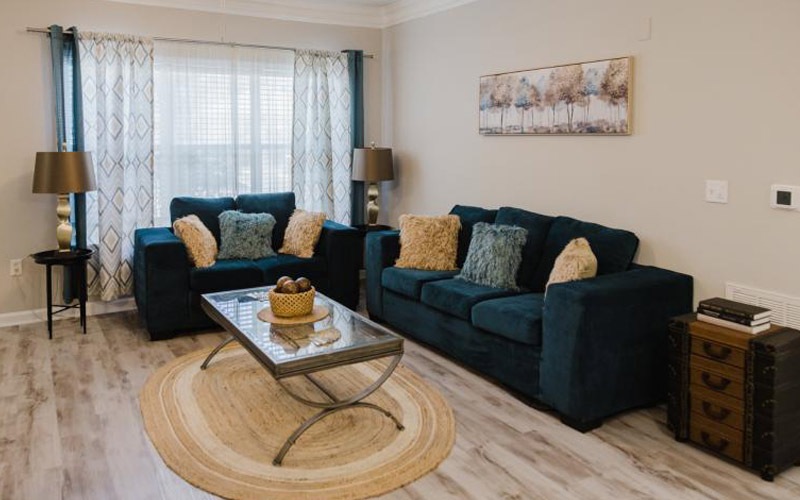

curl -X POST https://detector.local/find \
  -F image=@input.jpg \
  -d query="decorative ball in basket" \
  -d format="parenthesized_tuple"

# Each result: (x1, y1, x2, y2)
(268, 276, 315, 318)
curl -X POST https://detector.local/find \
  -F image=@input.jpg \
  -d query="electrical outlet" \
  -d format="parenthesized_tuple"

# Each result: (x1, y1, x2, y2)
(10, 259, 22, 277)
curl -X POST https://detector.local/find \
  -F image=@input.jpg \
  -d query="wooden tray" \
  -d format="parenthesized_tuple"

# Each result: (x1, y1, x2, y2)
(258, 305, 330, 325)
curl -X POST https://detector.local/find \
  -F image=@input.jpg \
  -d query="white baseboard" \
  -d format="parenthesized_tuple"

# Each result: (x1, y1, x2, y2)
(0, 297, 136, 328)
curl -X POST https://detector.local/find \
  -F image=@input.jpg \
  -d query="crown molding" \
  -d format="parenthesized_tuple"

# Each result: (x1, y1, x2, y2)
(104, 0, 479, 28)
(382, 0, 477, 27)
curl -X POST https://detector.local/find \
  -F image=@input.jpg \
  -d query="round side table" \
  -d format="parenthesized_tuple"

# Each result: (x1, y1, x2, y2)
(31, 248, 94, 339)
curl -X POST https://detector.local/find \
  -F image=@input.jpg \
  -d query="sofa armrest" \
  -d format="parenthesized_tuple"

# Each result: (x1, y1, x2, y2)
(133, 227, 191, 337)
(365, 230, 401, 319)
(540, 265, 693, 424)
(315, 221, 362, 309)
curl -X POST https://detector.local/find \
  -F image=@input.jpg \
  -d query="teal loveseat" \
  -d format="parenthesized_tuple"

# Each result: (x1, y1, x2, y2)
(366, 205, 693, 431)
(134, 192, 361, 340)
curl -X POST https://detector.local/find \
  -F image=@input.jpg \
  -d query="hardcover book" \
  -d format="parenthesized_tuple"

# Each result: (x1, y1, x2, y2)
(699, 297, 771, 321)
(697, 313, 771, 334)
(697, 306, 771, 326)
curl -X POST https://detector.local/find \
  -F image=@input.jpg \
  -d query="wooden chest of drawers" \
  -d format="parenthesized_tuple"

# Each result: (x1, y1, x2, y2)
(668, 314, 800, 481)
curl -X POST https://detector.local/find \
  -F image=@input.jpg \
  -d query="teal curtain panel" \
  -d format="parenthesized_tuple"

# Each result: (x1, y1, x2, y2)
(48, 25, 85, 302)
(346, 50, 365, 226)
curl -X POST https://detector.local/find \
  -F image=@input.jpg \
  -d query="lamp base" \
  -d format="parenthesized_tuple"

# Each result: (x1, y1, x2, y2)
(56, 194, 72, 252)
(367, 182, 380, 225)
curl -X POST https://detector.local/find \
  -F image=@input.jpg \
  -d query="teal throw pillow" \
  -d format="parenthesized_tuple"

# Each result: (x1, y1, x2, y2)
(456, 222, 528, 290)
(217, 210, 277, 260)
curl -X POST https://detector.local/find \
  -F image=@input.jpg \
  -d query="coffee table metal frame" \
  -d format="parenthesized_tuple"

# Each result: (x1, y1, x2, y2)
(200, 288, 404, 466)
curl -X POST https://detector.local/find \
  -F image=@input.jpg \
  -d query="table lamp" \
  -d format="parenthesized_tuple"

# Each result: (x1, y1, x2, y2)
(32, 152, 96, 252)
(352, 143, 394, 225)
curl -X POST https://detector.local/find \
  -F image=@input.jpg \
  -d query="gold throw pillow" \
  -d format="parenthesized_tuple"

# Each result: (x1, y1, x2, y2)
(279, 209, 326, 258)
(395, 214, 461, 271)
(173, 215, 217, 268)
(546, 237, 598, 289)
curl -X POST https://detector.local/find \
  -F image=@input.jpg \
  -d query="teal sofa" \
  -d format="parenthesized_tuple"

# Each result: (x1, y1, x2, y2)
(134, 192, 361, 340)
(366, 205, 693, 431)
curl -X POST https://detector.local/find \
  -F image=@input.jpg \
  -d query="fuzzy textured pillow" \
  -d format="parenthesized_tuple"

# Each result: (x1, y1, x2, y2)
(173, 215, 218, 268)
(457, 223, 528, 290)
(395, 214, 461, 271)
(279, 209, 326, 258)
(546, 237, 598, 289)
(217, 210, 277, 260)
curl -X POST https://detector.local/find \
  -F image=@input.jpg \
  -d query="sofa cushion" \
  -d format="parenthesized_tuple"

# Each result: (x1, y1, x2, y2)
(217, 210, 277, 260)
(382, 267, 459, 300)
(279, 209, 326, 258)
(170, 197, 236, 244)
(531, 216, 639, 291)
(495, 207, 554, 289)
(172, 214, 217, 268)
(396, 214, 461, 271)
(449, 205, 498, 267)
(472, 294, 545, 346)
(546, 237, 597, 289)
(420, 278, 518, 320)
(254, 254, 327, 285)
(457, 222, 528, 290)
(189, 259, 263, 294)
(235, 192, 296, 250)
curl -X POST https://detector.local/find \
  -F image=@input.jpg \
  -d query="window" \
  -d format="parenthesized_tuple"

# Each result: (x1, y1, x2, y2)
(153, 41, 294, 226)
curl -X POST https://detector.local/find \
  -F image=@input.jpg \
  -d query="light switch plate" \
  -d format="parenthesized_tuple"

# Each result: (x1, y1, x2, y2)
(705, 180, 729, 204)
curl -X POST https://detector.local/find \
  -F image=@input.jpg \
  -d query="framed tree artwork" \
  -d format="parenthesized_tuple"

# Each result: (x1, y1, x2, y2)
(479, 56, 632, 135)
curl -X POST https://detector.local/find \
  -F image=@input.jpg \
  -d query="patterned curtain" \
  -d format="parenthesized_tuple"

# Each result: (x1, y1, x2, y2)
(292, 50, 352, 224)
(79, 32, 155, 301)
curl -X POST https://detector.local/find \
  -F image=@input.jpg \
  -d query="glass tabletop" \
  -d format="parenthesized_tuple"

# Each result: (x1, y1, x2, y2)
(201, 287, 404, 378)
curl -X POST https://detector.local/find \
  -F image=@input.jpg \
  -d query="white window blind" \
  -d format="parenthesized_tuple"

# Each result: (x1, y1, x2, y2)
(153, 41, 294, 226)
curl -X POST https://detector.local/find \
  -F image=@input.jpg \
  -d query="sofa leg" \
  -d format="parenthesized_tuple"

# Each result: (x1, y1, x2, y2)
(560, 415, 603, 433)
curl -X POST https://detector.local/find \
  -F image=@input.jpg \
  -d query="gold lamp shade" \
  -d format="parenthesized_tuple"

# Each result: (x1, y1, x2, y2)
(33, 152, 96, 194)
(352, 147, 394, 182)
(32, 151, 96, 252)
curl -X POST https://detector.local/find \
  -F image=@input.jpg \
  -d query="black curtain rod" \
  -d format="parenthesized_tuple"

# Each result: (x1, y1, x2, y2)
(26, 27, 375, 59)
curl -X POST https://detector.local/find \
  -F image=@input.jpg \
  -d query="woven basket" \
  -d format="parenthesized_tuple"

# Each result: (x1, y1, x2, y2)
(268, 287, 315, 318)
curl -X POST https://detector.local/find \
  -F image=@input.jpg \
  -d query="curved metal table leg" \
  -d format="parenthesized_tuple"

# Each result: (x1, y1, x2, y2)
(273, 401, 405, 466)
(201, 335, 236, 370)
(273, 354, 405, 466)
(276, 355, 402, 409)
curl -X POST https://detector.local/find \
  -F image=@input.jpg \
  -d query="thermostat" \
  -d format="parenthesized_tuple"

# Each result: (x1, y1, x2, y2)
(771, 184, 800, 210)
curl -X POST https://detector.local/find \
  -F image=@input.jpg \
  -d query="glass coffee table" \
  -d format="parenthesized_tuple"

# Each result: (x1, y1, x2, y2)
(200, 287, 405, 466)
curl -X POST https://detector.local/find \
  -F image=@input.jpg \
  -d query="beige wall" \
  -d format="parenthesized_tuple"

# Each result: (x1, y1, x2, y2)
(0, 0, 382, 315)
(383, 0, 800, 303)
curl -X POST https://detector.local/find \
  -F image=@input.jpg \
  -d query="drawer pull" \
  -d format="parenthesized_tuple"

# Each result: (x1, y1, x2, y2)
(701, 402, 731, 421)
(701, 431, 730, 453)
(702, 342, 731, 360)
(701, 372, 731, 391)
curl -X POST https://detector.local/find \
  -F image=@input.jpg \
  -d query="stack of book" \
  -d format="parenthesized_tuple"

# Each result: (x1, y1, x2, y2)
(697, 297, 772, 334)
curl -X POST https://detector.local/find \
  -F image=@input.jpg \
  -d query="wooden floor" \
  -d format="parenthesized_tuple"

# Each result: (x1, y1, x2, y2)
(1, 306, 799, 499)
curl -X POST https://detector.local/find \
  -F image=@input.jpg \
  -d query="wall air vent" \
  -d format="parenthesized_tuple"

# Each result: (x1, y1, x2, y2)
(726, 282, 800, 330)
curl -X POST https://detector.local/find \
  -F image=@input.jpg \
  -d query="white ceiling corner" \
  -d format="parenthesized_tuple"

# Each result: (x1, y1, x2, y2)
(103, 0, 480, 28)
(383, 0, 478, 27)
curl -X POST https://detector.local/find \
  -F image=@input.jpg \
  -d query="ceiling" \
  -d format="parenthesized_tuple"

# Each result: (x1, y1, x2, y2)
(105, 0, 479, 28)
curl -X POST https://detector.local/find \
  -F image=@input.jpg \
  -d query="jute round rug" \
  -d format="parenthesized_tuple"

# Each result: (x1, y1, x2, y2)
(140, 345, 456, 499)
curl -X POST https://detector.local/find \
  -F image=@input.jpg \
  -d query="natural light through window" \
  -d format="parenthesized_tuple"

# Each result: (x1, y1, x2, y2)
(153, 41, 294, 226)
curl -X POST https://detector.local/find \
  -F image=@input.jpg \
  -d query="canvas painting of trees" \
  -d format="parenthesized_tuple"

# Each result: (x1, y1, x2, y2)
(479, 57, 631, 135)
